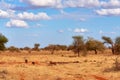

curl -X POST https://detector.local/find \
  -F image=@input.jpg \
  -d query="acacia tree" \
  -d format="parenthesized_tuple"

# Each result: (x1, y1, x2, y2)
(0, 34, 8, 50)
(86, 38, 105, 54)
(33, 43, 40, 51)
(72, 36, 85, 57)
(114, 37, 120, 54)
(102, 36, 114, 54)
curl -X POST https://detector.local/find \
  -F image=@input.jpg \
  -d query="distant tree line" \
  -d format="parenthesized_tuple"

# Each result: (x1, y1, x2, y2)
(43, 44, 67, 54)
(1, 33, 120, 56)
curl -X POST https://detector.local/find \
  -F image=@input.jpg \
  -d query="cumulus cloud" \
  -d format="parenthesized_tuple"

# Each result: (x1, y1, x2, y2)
(17, 12, 51, 20)
(95, 0, 120, 16)
(20, 0, 62, 8)
(96, 8, 120, 16)
(74, 28, 88, 33)
(81, 0, 120, 8)
(101, 0, 120, 8)
(5, 0, 120, 17)
(19, 0, 101, 9)
(0, 0, 15, 10)
(0, 9, 51, 20)
(0, 9, 15, 18)
(6, 19, 28, 28)
(0, 9, 9, 18)
(21, 0, 100, 8)
(2, 0, 120, 10)
(64, 0, 100, 8)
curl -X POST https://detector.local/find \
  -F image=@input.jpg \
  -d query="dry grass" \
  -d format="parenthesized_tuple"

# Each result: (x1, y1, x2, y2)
(0, 50, 120, 80)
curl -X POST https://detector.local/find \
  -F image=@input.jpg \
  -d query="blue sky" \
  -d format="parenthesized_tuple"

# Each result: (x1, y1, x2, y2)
(0, 0, 120, 48)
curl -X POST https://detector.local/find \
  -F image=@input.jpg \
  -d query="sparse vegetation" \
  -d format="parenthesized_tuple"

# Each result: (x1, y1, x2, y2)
(1, 32, 120, 80)
(0, 50, 119, 80)
(114, 56, 120, 70)
(44, 44, 60, 54)
(8, 46, 20, 52)
(23, 47, 31, 50)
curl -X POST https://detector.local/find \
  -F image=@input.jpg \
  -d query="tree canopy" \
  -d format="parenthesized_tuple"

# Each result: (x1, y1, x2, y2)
(102, 36, 114, 54)
(86, 38, 105, 54)
(114, 37, 120, 54)
(33, 43, 40, 51)
(72, 36, 85, 56)
(0, 34, 8, 50)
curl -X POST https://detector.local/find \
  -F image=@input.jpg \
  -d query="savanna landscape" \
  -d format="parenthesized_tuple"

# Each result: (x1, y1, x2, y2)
(1, 34, 120, 80)
(1, 0, 120, 80)
(0, 49, 120, 80)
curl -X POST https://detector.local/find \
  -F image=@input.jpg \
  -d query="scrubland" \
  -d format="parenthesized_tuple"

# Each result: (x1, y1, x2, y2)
(0, 50, 120, 80)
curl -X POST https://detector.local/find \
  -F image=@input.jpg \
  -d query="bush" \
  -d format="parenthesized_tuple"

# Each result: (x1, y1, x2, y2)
(8, 46, 20, 52)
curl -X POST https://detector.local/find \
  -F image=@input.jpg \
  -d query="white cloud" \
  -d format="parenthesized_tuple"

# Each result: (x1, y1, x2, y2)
(20, 0, 62, 8)
(0, 0, 15, 10)
(96, 0, 120, 16)
(6, 19, 28, 28)
(0, 9, 9, 18)
(101, 0, 120, 8)
(53, 10, 88, 21)
(58, 30, 64, 33)
(0, 9, 51, 20)
(74, 28, 88, 33)
(96, 8, 120, 16)
(36, 23, 42, 27)
(2, 0, 120, 10)
(99, 30, 104, 34)
(99, 30, 116, 35)
(64, 0, 120, 8)
(19, 0, 102, 9)
(63, 0, 100, 8)
(17, 12, 51, 20)
(79, 18, 86, 21)
(0, 9, 15, 18)
(110, 32, 116, 34)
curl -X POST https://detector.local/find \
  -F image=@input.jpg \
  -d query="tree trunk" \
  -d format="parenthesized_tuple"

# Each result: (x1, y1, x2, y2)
(78, 52, 80, 57)
(94, 49, 97, 54)
(111, 44, 115, 54)
(112, 48, 115, 54)
(51, 50, 54, 54)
